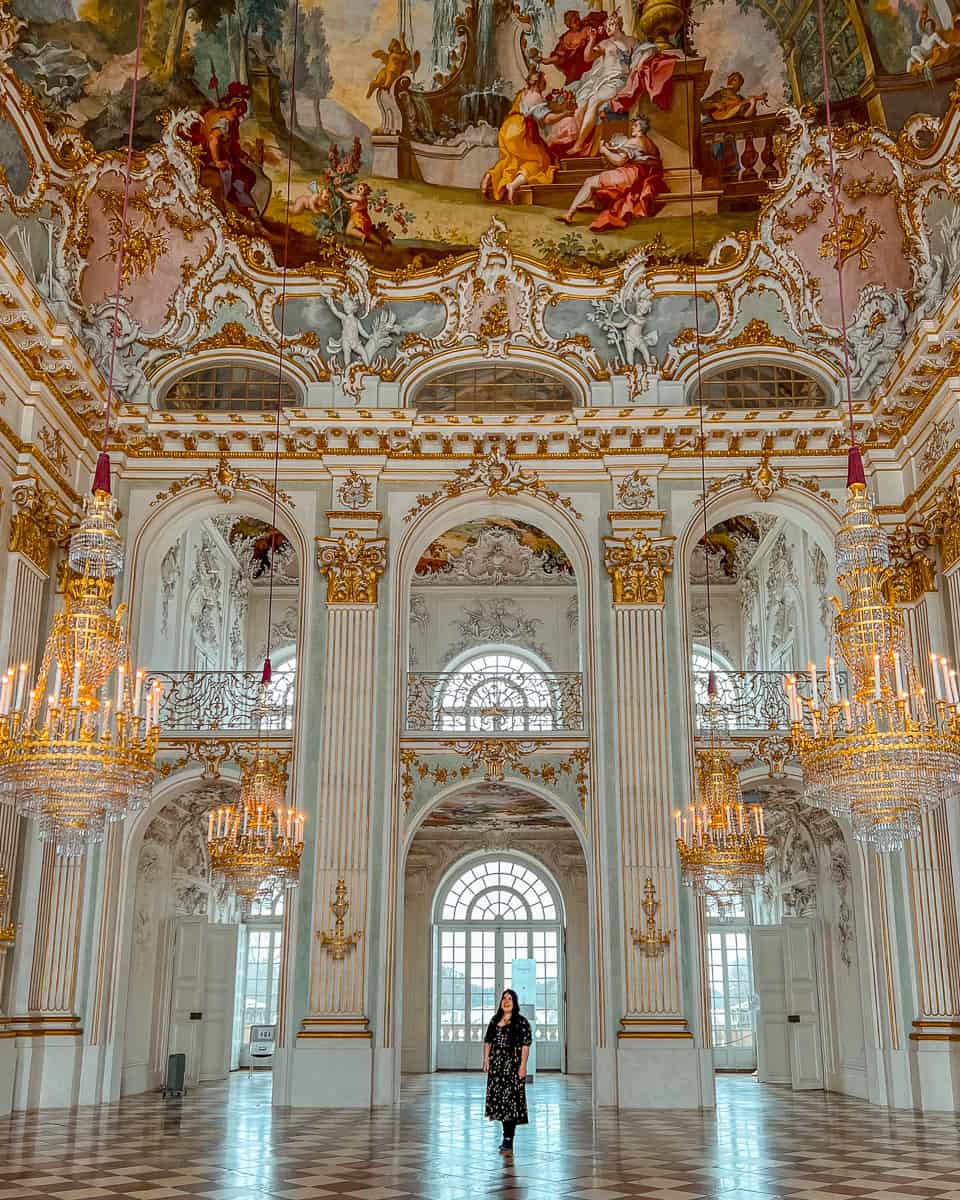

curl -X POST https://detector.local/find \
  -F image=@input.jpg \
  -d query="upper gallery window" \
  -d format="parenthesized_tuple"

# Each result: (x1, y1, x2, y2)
(413, 365, 576, 414)
(701, 363, 829, 410)
(161, 365, 299, 412)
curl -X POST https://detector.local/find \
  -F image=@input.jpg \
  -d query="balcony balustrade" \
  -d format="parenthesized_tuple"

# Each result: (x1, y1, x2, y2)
(405, 670, 584, 733)
(147, 670, 296, 733)
(692, 669, 843, 736)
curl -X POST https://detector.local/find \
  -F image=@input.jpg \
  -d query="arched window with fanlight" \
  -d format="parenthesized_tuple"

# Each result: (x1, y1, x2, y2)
(433, 856, 564, 1072)
(692, 644, 737, 709)
(435, 649, 560, 732)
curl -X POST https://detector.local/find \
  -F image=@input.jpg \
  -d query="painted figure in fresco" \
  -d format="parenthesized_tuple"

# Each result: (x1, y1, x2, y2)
(198, 84, 259, 214)
(537, 9, 607, 84)
(336, 181, 391, 248)
(907, 11, 958, 76)
(540, 89, 582, 158)
(367, 33, 420, 97)
(701, 72, 768, 121)
(567, 11, 676, 156)
(481, 69, 557, 203)
(557, 116, 667, 231)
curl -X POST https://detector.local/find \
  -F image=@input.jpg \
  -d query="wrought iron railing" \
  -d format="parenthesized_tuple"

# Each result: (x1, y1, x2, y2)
(692, 669, 844, 735)
(405, 670, 583, 733)
(147, 670, 296, 732)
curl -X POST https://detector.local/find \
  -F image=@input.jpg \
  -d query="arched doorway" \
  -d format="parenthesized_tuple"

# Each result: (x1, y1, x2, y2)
(433, 854, 564, 1070)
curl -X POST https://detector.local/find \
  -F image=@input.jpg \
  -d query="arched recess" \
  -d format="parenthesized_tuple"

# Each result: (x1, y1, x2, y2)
(126, 486, 308, 673)
(674, 486, 840, 749)
(379, 486, 610, 1098)
(402, 780, 592, 1078)
(111, 767, 243, 1099)
(678, 350, 842, 409)
(397, 347, 593, 411)
(148, 350, 314, 408)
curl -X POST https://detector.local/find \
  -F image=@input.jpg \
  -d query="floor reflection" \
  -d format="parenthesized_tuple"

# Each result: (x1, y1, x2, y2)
(1, 1071, 960, 1199)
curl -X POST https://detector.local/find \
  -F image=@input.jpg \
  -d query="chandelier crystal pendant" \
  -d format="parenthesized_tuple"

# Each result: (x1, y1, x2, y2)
(0, 461, 162, 857)
(676, 678, 767, 898)
(206, 752, 305, 912)
(786, 451, 960, 852)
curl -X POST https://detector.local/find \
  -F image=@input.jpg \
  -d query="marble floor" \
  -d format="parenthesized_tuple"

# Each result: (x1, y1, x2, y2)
(1, 1072, 960, 1200)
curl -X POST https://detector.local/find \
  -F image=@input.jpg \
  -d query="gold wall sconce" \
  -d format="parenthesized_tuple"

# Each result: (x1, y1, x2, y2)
(316, 878, 363, 960)
(631, 877, 672, 958)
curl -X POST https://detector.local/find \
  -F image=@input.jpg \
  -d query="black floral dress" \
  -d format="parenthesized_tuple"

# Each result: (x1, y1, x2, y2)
(484, 1016, 532, 1124)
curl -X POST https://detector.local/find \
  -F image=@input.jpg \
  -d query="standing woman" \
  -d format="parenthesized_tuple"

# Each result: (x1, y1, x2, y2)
(482, 989, 533, 1153)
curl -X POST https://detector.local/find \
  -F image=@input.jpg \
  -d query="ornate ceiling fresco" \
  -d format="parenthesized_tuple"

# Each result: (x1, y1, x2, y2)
(0, 0, 956, 437)
(421, 782, 569, 829)
(413, 517, 575, 584)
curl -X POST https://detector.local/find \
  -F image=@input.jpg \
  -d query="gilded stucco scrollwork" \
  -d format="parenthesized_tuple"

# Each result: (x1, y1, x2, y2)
(404, 446, 582, 524)
(9, 478, 69, 574)
(603, 533, 674, 606)
(400, 742, 590, 814)
(316, 530, 388, 604)
(922, 475, 960, 571)
(149, 455, 294, 508)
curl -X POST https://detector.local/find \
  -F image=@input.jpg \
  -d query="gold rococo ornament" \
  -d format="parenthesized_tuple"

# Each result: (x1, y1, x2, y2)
(603, 532, 674, 605)
(316, 529, 387, 604)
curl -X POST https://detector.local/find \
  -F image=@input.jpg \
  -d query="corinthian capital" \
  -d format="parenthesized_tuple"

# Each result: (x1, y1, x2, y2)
(923, 475, 960, 571)
(9, 478, 68, 576)
(603, 532, 674, 605)
(316, 529, 387, 605)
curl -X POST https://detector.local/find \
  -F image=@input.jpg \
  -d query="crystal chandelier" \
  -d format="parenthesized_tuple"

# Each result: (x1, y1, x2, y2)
(786, 451, 960, 851)
(0, 464, 162, 856)
(206, 752, 304, 912)
(676, 684, 767, 897)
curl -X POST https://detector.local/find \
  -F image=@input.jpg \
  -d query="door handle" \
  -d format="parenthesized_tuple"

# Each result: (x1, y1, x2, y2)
(787, 1014, 800, 1023)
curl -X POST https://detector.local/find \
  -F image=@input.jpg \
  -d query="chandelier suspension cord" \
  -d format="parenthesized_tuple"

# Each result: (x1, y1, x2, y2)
(262, 0, 301, 690)
(814, 0, 858, 448)
(679, 43, 715, 667)
(100, 0, 148, 458)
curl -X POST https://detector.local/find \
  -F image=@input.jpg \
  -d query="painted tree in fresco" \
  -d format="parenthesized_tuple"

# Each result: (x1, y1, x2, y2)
(303, 6, 333, 131)
(76, 0, 140, 52)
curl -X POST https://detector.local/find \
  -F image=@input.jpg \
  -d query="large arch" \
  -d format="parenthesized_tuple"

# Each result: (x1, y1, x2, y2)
(376, 485, 613, 1104)
(401, 782, 591, 1078)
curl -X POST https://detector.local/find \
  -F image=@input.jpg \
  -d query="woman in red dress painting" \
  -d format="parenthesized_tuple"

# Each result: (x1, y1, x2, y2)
(557, 116, 667, 231)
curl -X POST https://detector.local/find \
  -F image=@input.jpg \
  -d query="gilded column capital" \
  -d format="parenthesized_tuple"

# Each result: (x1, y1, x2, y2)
(9, 479, 68, 577)
(886, 523, 936, 604)
(316, 529, 387, 604)
(603, 532, 674, 605)
(923, 476, 960, 572)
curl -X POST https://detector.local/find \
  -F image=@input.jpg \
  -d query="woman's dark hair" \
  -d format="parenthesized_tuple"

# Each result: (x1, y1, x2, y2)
(484, 989, 529, 1046)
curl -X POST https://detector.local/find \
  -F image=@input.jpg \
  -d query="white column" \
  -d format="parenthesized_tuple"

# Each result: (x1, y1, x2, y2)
(604, 532, 712, 1108)
(0, 508, 57, 1114)
(899, 587, 960, 1108)
(289, 530, 385, 1108)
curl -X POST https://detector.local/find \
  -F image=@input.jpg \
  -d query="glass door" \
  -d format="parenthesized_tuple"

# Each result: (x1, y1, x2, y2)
(433, 856, 565, 1072)
(708, 926, 757, 1070)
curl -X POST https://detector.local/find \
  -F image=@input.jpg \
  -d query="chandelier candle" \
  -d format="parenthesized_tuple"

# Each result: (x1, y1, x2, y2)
(675, 684, 767, 898)
(785, 460, 960, 851)
(206, 752, 305, 912)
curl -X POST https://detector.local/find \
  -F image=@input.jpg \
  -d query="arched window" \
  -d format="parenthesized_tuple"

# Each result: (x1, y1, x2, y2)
(262, 653, 296, 731)
(434, 857, 564, 1070)
(440, 859, 558, 922)
(691, 645, 737, 709)
(700, 363, 829, 410)
(162, 364, 299, 412)
(413, 365, 576, 414)
(436, 650, 557, 732)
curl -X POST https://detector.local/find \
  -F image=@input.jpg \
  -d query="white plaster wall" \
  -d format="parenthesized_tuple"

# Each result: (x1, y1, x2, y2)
(410, 585, 578, 672)
(401, 830, 591, 1075)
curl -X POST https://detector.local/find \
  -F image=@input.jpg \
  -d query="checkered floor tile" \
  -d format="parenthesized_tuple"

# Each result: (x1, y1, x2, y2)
(1, 1071, 959, 1199)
